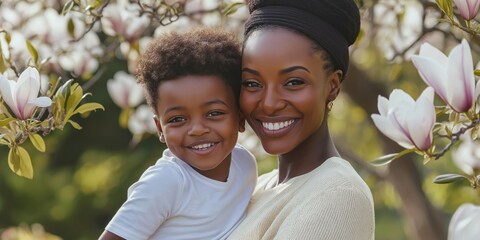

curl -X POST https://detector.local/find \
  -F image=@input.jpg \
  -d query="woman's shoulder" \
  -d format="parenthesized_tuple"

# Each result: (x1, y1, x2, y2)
(303, 157, 373, 201)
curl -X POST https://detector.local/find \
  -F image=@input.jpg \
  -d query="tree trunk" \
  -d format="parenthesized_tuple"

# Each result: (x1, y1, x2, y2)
(342, 65, 447, 240)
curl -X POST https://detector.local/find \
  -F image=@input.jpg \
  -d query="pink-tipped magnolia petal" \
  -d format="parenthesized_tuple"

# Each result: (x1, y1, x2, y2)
(107, 72, 144, 108)
(101, 5, 124, 37)
(371, 88, 436, 151)
(15, 67, 41, 119)
(418, 42, 449, 66)
(406, 87, 435, 150)
(453, 0, 480, 20)
(452, 140, 476, 175)
(411, 55, 448, 102)
(107, 80, 128, 108)
(448, 203, 480, 240)
(371, 114, 415, 149)
(0, 68, 50, 120)
(29, 96, 52, 107)
(0, 76, 19, 117)
(23, 96, 52, 119)
(377, 95, 389, 116)
(446, 39, 475, 112)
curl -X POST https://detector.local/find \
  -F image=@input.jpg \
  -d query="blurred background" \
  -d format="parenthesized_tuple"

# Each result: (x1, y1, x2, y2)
(1, 0, 479, 239)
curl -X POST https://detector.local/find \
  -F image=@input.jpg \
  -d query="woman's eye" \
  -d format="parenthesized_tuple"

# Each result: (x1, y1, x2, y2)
(285, 78, 305, 86)
(242, 80, 261, 88)
(168, 116, 185, 123)
(207, 111, 225, 117)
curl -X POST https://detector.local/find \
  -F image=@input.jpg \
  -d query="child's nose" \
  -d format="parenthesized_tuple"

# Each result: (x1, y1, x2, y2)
(187, 121, 210, 136)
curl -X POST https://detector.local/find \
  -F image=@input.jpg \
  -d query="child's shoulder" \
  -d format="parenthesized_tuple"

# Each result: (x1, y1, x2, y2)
(231, 143, 257, 174)
(232, 143, 256, 162)
(139, 150, 187, 184)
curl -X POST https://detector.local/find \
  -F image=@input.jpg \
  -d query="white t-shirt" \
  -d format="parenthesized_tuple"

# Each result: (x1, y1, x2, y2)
(105, 144, 257, 240)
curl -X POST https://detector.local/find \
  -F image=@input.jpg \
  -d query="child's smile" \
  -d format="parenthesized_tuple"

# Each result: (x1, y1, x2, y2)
(154, 75, 242, 181)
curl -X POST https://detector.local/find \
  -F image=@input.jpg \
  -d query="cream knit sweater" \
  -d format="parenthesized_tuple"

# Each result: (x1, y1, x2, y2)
(228, 157, 375, 240)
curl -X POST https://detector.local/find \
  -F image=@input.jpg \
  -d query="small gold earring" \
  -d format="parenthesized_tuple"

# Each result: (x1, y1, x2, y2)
(327, 101, 333, 111)
(159, 133, 166, 143)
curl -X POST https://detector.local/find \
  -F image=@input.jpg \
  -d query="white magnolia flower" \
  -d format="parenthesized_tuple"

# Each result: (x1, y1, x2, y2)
(0, 67, 52, 120)
(128, 105, 157, 135)
(107, 71, 144, 109)
(453, 0, 480, 20)
(448, 203, 480, 240)
(101, 1, 149, 41)
(411, 39, 478, 113)
(371, 87, 436, 151)
(452, 133, 480, 175)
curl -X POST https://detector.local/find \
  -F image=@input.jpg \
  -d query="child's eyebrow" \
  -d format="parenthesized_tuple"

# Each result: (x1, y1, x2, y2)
(163, 105, 183, 115)
(163, 100, 229, 115)
(204, 99, 228, 107)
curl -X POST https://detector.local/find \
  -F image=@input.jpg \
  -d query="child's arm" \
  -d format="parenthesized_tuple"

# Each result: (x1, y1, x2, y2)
(100, 162, 184, 239)
(98, 230, 125, 240)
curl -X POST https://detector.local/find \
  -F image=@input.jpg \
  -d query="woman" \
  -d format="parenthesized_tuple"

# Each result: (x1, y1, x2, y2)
(228, 0, 375, 239)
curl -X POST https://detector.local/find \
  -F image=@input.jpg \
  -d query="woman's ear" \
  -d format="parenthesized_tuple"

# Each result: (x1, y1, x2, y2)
(153, 115, 166, 143)
(328, 70, 342, 101)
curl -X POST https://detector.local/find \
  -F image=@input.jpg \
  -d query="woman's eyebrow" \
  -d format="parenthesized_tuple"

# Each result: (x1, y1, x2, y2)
(242, 66, 310, 75)
(242, 67, 259, 75)
(279, 66, 310, 74)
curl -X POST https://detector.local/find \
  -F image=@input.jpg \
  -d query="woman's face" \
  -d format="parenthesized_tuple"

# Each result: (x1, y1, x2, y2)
(240, 28, 340, 155)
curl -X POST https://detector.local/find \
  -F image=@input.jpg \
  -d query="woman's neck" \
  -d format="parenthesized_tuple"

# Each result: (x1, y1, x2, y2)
(276, 122, 339, 184)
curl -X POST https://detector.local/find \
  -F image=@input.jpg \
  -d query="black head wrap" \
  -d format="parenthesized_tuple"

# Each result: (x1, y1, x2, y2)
(244, 0, 360, 80)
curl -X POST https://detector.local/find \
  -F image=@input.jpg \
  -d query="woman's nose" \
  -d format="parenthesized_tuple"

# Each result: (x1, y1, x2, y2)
(260, 87, 286, 115)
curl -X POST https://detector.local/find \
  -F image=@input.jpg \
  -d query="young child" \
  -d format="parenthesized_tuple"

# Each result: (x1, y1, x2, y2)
(99, 28, 257, 240)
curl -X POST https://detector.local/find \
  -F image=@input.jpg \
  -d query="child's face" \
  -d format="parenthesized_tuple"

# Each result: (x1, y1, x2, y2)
(240, 28, 340, 155)
(154, 75, 243, 179)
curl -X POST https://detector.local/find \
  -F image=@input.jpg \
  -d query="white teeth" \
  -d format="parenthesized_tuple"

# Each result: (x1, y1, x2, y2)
(191, 143, 214, 150)
(262, 120, 294, 131)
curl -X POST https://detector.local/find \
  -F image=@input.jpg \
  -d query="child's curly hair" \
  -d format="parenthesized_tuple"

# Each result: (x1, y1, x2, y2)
(136, 28, 242, 114)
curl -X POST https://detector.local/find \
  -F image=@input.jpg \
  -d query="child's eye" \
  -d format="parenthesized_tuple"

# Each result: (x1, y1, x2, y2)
(168, 116, 186, 123)
(207, 111, 225, 118)
(242, 80, 262, 88)
(285, 78, 305, 86)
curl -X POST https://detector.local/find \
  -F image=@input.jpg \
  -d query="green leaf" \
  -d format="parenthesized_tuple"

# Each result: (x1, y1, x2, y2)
(435, 0, 453, 19)
(0, 117, 14, 127)
(371, 153, 397, 166)
(8, 146, 33, 179)
(86, 0, 103, 11)
(68, 120, 82, 130)
(0, 41, 7, 72)
(67, 18, 75, 39)
(222, 2, 244, 16)
(62, 0, 75, 15)
(29, 133, 46, 152)
(25, 40, 39, 65)
(475, 69, 480, 76)
(4, 31, 11, 44)
(433, 174, 467, 184)
(55, 79, 73, 109)
(119, 107, 132, 128)
(370, 149, 415, 166)
(73, 102, 104, 115)
(65, 83, 83, 117)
